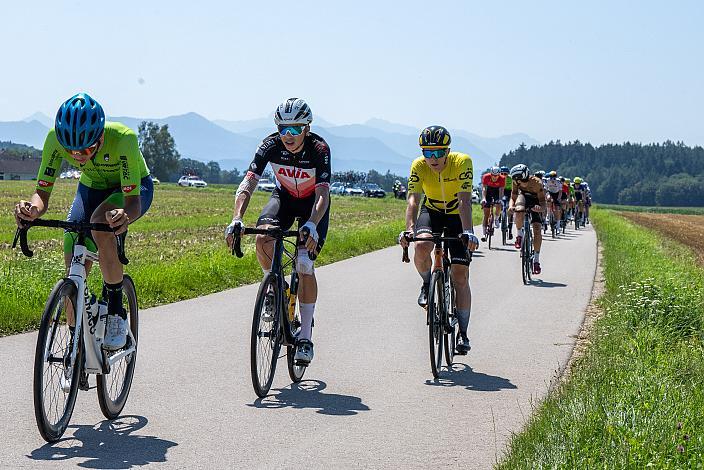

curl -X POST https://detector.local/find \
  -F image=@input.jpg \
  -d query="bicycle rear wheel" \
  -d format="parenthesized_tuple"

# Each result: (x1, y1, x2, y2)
(251, 274, 281, 397)
(33, 279, 81, 442)
(97, 275, 139, 419)
(286, 290, 306, 383)
(427, 271, 444, 379)
(501, 213, 507, 245)
(521, 232, 532, 284)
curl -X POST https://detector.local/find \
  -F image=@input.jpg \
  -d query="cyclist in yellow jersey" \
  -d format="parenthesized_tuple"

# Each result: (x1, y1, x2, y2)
(399, 126, 479, 353)
(14, 93, 153, 352)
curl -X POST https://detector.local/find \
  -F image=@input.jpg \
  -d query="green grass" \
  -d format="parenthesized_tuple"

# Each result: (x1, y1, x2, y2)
(498, 208, 704, 468)
(1, 180, 482, 335)
(596, 203, 704, 215)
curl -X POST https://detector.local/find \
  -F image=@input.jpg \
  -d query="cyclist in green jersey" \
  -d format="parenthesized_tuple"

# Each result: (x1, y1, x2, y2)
(14, 93, 153, 351)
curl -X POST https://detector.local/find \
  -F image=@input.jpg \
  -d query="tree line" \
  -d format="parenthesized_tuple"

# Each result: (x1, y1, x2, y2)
(500, 140, 704, 206)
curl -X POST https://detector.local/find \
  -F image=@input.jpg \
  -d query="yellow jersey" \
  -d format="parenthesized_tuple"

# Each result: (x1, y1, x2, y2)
(407, 152, 474, 214)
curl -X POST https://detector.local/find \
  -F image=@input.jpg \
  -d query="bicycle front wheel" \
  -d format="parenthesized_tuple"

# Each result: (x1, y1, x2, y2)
(251, 274, 281, 397)
(427, 271, 444, 379)
(33, 279, 81, 442)
(443, 279, 457, 368)
(97, 275, 139, 419)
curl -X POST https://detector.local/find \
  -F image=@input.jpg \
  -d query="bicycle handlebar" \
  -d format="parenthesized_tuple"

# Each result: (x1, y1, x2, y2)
(399, 234, 466, 263)
(230, 226, 317, 260)
(12, 219, 129, 265)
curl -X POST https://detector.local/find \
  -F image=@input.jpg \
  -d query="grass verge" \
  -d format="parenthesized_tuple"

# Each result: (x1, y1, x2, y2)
(498, 207, 704, 468)
(1, 180, 482, 335)
(597, 203, 704, 215)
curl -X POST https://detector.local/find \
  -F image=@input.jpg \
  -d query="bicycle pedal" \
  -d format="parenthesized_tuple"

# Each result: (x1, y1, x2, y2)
(78, 373, 90, 391)
(294, 360, 310, 367)
(454, 350, 468, 356)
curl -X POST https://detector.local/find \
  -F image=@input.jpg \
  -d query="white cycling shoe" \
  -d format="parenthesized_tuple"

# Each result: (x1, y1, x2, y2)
(294, 339, 314, 365)
(104, 314, 127, 351)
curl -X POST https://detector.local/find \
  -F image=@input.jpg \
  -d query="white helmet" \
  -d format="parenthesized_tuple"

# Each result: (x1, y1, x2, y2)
(274, 98, 313, 125)
(510, 164, 530, 180)
(490, 166, 500, 175)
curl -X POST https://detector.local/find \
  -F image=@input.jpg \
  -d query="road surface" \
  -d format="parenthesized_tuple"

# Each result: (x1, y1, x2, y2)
(0, 224, 597, 469)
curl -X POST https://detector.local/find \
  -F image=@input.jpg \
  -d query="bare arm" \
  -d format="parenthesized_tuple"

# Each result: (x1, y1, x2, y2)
(15, 190, 50, 226)
(232, 175, 258, 220)
(405, 192, 422, 232)
(308, 185, 330, 225)
(458, 192, 474, 232)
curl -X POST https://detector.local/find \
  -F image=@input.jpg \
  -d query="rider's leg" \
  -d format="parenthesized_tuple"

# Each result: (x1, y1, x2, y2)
(494, 202, 501, 227)
(450, 264, 471, 336)
(532, 221, 543, 262)
(482, 203, 490, 238)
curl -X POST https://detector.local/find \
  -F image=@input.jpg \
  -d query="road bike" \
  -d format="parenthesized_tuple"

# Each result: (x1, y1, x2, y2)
(231, 223, 314, 398)
(402, 234, 469, 379)
(486, 210, 495, 250)
(13, 219, 138, 442)
(519, 210, 538, 285)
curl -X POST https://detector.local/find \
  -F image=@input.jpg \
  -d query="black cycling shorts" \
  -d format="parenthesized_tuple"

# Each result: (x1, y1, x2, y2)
(548, 191, 562, 206)
(257, 188, 330, 251)
(414, 206, 470, 266)
(575, 191, 583, 202)
(484, 187, 502, 206)
(517, 194, 543, 224)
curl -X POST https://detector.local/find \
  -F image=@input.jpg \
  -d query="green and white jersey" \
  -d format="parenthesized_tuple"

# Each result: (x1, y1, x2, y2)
(36, 122, 150, 196)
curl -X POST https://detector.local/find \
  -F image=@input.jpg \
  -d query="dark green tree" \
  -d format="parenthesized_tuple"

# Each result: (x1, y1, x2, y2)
(138, 121, 181, 181)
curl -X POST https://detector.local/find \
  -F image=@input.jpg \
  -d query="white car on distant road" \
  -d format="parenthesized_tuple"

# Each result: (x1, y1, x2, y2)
(257, 179, 276, 192)
(178, 175, 208, 188)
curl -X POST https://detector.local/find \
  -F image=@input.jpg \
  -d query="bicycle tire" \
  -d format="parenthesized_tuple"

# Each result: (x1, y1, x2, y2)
(97, 275, 139, 419)
(501, 213, 507, 246)
(443, 278, 456, 367)
(427, 271, 444, 379)
(250, 274, 281, 397)
(33, 279, 81, 442)
(286, 273, 306, 383)
(287, 345, 306, 383)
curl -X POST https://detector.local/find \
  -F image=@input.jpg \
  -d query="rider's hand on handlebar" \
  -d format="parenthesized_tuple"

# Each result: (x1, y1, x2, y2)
(398, 230, 412, 248)
(300, 221, 318, 252)
(106, 209, 129, 235)
(533, 205, 542, 212)
(225, 218, 244, 249)
(15, 200, 39, 227)
(461, 230, 479, 252)
(508, 205, 515, 214)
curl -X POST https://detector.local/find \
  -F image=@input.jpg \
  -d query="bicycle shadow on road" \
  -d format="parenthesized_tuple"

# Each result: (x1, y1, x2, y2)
(27, 415, 177, 469)
(250, 380, 370, 416)
(424, 363, 517, 392)
(530, 279, 567, 288)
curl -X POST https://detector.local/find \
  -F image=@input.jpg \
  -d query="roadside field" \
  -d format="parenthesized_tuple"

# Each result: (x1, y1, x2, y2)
(597, 203, 704, 215)
(0, 180, 482, 335)
(619, 212, 704, 266)
(499, 208, 704, 468)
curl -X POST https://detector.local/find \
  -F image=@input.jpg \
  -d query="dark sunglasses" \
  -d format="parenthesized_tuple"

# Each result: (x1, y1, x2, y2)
(422, 148, 449, 159)
(278, 125, 306, 136)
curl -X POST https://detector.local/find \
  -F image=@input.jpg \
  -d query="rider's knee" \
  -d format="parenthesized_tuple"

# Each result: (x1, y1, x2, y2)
(450, 265, 469, 284)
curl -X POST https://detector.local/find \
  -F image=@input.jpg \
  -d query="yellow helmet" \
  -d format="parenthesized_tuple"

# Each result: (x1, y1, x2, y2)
(574, 177, 582, 184)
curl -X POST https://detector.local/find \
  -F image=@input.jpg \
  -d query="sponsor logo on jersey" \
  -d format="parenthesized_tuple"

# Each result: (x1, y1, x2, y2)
(104, 154, 110, 162)
(38, 180, 54, 187)
(443, 177, 457, 182)
(123, 184, 137, 193)
(278, 167, 311, 179)
(459, 170, 472, 180)
(320, 172, 329, 179)
(461, 182, 471, 190)
(44, 168, 55, 177)
(409, 174, 420, 183)
(119, 155, 130, 179)
(250, 163, 257, 170)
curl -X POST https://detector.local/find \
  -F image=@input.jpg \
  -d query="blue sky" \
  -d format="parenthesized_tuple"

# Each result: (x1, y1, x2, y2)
(2, 0, 703, 145)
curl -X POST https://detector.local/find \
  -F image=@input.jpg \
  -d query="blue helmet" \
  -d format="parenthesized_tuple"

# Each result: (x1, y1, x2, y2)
(500, 166, 510, 174)
(54, 93, 105, 150)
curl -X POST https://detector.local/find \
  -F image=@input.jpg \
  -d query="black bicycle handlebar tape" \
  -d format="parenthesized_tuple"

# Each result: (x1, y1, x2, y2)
(299, 227, 317, 261)
(232, 225, 244, 258)
(13, 226, 34, 257)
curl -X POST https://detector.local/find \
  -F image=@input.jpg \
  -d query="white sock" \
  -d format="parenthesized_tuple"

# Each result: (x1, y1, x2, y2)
(519, 227, 525, 237)
(299, 303, 315, 341)
(534, 251, 540, 263)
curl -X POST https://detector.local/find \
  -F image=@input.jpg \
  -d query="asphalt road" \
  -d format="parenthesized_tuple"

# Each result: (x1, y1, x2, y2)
(0, 223, 597, 469)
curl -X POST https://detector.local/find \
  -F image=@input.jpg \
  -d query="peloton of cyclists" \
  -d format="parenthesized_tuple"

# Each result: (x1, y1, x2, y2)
(545, 170, 563, 232)
(500, 166, 514, 240)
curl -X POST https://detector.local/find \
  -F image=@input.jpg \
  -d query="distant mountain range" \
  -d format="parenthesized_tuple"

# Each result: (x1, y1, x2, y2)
(0, 112, 539, 180)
